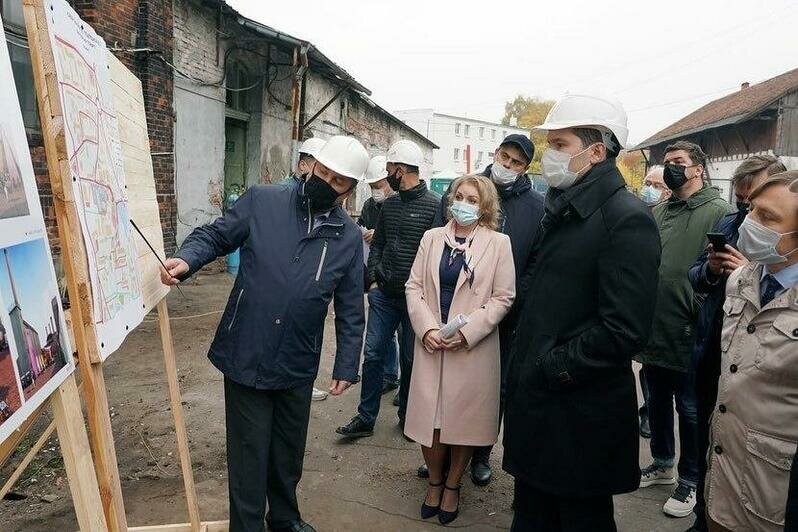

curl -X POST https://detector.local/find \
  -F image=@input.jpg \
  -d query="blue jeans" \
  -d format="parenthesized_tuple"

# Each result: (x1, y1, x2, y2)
(382, 333, 399, 385)
(357, 288, 415, 426)
(644, 364, 699, 487)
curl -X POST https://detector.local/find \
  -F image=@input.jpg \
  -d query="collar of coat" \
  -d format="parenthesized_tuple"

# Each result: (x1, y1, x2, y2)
(398, 181, 429, 202)
(663, 184, 723, 210)
(545, 159, 626, 220)
(733, 261, 798, 312)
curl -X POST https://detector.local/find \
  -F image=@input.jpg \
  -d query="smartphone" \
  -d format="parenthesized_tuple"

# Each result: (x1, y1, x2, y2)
(707, 232, 728, 252)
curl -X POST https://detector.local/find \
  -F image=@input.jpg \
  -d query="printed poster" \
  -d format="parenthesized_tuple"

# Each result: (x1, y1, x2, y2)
(45, 0, 144, 359)
(0, 23, 74, 443)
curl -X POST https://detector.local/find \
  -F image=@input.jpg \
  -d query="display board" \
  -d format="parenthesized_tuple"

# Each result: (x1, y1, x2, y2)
(0, 25, 74, 443)
(108, 52, 170, 312)
(45, 0, 144, 359)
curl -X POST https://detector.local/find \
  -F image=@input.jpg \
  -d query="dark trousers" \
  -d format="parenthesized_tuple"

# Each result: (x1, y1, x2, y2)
(225, 377, 313, 532)
(511, 480, 617, 532)
(639, 365, 650, 418)
(785, 451, 798, 532)
(692, 349, 721, 530)
(357, 288, 415, 426)
(473, 330, 512, 463)
(645, 364, 700, 487)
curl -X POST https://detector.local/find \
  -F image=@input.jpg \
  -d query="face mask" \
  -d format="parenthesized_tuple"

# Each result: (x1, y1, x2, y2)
(737, 216, 798, 264)
(305, 174, 343, 212)
(663, 163, 689, 191)
(640, 185, 662, 205)
(490, 162, 519, 186)
(540, 146, 592, 190)
(387, 171, 401, 192)
(371, 188, 388, 203)
(450, 201, 479, 226)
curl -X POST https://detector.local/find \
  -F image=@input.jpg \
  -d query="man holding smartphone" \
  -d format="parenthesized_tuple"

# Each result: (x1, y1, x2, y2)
(685, 154, 785, 532)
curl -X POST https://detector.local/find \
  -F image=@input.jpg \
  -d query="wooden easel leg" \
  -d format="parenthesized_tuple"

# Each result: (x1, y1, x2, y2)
(50, 373, 108, 531)
(157, 299, 201, 531)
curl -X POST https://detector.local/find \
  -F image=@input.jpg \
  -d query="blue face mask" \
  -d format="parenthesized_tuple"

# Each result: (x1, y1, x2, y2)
(640, 185, 662, 205)
(450, 201, 479, 226)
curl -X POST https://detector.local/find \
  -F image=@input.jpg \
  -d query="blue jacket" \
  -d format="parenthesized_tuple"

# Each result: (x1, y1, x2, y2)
(688, 210, 745, 370)
(174, 181, 365, 390)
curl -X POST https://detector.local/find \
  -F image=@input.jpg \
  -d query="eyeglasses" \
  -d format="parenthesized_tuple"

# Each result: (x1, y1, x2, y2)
(496, 149, 527, 171)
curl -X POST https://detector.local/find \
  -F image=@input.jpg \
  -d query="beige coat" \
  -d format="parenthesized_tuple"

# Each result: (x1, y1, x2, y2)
(706, 262, 798, 531)
(403, 224, 515, 447)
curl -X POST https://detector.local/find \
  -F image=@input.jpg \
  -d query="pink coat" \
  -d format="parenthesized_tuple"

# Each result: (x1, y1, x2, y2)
(403, 224, 515, 447)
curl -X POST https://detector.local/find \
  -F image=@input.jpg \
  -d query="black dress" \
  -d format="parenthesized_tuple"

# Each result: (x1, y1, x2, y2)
(438, 237, 466, 323)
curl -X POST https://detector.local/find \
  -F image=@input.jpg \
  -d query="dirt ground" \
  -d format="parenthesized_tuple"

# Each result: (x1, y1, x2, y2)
(0, 272, 689, 531)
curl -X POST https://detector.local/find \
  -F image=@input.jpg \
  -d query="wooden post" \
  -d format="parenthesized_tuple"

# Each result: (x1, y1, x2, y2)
(23, 1, 128, 529)
(48, 374, 108, 531)
(157, 299, 201, 531)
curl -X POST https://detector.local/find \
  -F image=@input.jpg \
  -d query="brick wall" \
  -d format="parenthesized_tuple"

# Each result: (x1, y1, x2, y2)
(33, 0, 177, 253)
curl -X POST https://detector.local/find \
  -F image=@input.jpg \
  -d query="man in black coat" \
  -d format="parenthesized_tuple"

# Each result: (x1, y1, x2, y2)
(503, 94, 661, 531)
(430, 134, 545, 486)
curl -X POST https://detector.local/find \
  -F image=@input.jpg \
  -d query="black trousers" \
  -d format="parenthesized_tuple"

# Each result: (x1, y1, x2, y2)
(225, 377, 313, 532)
(693, 348, 721, 530)
(511, 480, 617, 532)
(786, 450, 798, 532)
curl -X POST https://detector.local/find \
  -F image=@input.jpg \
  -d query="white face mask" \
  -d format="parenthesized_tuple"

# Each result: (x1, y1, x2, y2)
(640, 185, 663, 205)
(737, 216, 798, 264)
(371, 188, 388, 203)
(490, 161, 519, 186)
(540, 145, 593, 190)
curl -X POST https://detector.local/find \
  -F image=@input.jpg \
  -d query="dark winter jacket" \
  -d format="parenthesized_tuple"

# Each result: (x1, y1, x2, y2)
(503, 159, 661, 497)
(435, 166, 545, 341)
(687, 210, 744, 373)
(174, 181, 365, 390)
(367, 182, 440, 299)
(358, 197, 383, 230)
(637, 185, 733, 372)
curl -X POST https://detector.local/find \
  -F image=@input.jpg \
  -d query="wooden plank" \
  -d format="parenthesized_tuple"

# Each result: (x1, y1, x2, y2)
(157, 299, 201, 531)
(49, 374, 108, 531)
(128, 520, 229, 532)
(0, 410, 57, 500)
(0, 400, 49, 468)
(23, 1, 128, 530)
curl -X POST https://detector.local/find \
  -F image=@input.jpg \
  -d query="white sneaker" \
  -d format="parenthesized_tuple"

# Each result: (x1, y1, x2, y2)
(663, 483, 697, 518)
(311, 387, 328, 401)
(639, 463, 676, 487)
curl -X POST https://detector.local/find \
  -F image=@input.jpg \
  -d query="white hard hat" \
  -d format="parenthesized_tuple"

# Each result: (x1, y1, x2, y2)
(314, 135, 370, 181)
(386, 139, 423, 168)
(536, 93, 629, 150)
(365, 155, 388, 184)
(298, 137, 326, 158)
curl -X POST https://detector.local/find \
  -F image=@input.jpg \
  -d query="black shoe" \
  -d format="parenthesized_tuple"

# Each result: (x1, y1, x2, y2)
(392, 392, 400, 407)
(335, 416, 374, 439)
(382, 379, 399, 394)
(417, 464, 430, 478)
(438, 484, 461, 525)
(267, 519, 316, 532)
(470, 458, 492, 486)
(421, 481, 444, 519)
(640, 413, 651, 439)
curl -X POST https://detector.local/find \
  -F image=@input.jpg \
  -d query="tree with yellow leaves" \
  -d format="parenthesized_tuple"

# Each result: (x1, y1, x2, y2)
(502, 96, 555, 174)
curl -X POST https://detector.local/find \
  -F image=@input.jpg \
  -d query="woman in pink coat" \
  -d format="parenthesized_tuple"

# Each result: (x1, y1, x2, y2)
(404, 174, 515, 524)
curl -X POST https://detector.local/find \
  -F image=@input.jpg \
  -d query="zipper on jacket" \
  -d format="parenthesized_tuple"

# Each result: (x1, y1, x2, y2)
(228, 288, 244, 331)
(315, 240, 328, 281)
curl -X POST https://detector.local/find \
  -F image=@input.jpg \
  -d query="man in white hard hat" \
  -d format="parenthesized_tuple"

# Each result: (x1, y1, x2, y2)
(337, 139, 441, 439)
(284, 137, 326, 185)
(160, 135, 370, 532)
(358, 155, 400, 395)
(503, 93, 662, 531)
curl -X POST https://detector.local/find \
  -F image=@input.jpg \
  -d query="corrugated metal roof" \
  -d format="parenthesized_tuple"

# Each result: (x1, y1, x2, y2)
(635, 67, 798, 150)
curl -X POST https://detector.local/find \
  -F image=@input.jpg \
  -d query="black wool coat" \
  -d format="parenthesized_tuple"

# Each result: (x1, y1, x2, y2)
(503, 159, 661, 497)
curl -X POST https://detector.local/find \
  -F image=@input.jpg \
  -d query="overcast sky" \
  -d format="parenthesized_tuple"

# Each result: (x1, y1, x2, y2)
(227, 0, 798, 146)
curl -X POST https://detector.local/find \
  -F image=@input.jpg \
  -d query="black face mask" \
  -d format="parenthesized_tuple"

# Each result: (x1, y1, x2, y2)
(305, 174, 342, 212)
(386, 171, 401, 192)
(663, 163, 688, 191)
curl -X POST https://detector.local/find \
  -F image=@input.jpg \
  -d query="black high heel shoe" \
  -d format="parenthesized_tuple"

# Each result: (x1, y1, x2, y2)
(438, 484, 461, 525)
(421, 481, 444, 519)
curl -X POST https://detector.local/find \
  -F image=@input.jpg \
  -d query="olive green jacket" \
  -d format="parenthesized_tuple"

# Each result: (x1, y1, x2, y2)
(636, 185, 733, 371)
